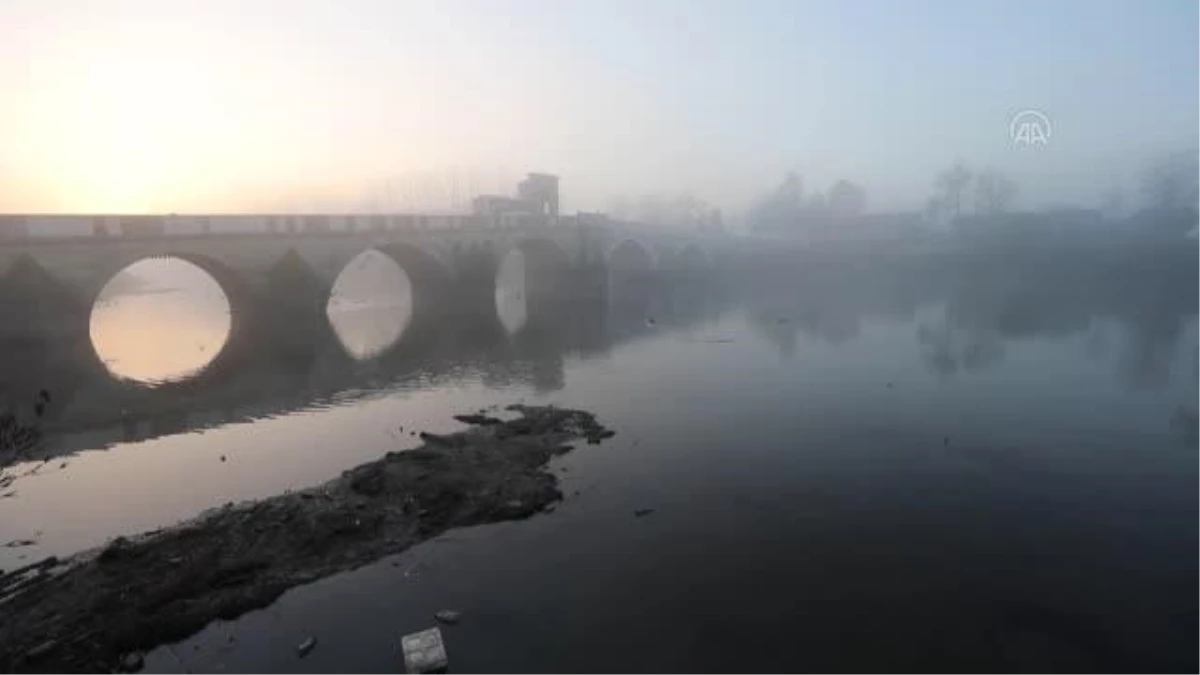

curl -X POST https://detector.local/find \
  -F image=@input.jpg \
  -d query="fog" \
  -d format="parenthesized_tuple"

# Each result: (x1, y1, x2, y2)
(0, 0, 1195, 219)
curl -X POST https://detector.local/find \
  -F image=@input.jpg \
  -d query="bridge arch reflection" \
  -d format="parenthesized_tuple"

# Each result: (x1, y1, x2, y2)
(326, 250, 414, 361)
(493, 238, 575, 338)
(1, 277, 730, 469)
(85, 254, 261, 387)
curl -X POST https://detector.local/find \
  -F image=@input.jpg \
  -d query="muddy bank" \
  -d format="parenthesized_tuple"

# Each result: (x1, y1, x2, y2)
(0, 405, 614, 673)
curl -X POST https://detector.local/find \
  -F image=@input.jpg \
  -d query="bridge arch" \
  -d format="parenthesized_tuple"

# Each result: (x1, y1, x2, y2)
(87, 253, 253, 387)
(607, 239, 655, 273)
(506, 238, 572, 277)
(324, 249, 418, 360)
(659, 242, 711, 273)
(493, 237, 574, 337)
(79, 251, 252, 310)
(321, 244, 456, 357)
(374, 242, 453, 287)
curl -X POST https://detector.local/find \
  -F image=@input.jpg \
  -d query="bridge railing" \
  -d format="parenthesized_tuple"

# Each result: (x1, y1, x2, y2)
(0, 214, 741, 248)
(0, 213, 572, 242)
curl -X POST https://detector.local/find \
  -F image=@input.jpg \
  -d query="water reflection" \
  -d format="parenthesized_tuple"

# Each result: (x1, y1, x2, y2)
(929, 250, 1196, 391)
(743, 251, 1197, 395)
(8, 247, 1196, 471)
(4, 244, 1197, 672)
(494, 249, 527, 336)
(326, 250, 414, 360)
(917, 315, 1006, 377)
(1114, 311, 1189, 392)
(88, 259, 231, 385)
(0, 273, 727, 469)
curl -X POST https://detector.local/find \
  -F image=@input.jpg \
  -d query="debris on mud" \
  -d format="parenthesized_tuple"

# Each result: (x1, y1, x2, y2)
(433, 609, 461, 625)
(0, 405, 614, 673)
(0, 401, 44, 468)
(119, 652, 144, 672)
(402, 627, 448, 674)
(453, 414, 502, 426)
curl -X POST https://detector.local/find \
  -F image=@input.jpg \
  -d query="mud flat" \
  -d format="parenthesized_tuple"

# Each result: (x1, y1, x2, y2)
(0, 405, 614, 673)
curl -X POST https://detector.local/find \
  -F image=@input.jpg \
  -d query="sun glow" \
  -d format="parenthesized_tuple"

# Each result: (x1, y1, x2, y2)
(20, 44, 231, 212)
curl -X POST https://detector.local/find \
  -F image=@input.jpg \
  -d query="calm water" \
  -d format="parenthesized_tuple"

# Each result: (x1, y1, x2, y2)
(1, 250, 1196, 672)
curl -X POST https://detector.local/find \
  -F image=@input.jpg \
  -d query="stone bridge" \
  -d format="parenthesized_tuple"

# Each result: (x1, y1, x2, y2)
(0, 214, 745, 337)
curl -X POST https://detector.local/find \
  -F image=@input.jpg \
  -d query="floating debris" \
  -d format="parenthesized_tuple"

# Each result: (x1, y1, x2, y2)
(433, 609, 461, 625)
(119, 651, 144, 672)
(297, 635, 317, 658)
(22, 639, 59, 666)
(402, 627, 448, 674)
(453, 414, 502, 426)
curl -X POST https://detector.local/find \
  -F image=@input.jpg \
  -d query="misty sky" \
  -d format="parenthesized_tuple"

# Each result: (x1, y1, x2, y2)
(0, 0, 1195, 216)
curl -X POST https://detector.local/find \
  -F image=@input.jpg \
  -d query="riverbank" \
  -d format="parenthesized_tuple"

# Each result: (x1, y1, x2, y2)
(0, 405, 614, 673)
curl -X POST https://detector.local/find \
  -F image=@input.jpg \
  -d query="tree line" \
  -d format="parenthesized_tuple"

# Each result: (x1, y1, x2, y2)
(749, 148, 1196, 236)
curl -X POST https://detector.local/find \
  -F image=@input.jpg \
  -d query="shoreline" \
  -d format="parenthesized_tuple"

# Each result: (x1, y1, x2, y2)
(0, 405, 614, 673)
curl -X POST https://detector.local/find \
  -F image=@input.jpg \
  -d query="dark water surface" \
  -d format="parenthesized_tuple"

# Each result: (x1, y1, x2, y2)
(1, 250, 1195, 672)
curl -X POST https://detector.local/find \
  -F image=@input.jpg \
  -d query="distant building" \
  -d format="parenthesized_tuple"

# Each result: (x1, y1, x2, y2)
(516, 173, 559, 218)
(471, 172, 560, 224)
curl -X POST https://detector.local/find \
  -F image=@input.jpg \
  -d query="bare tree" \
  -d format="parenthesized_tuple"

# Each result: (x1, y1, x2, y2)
(1141, 151, 1199, 210)
(925, 196, 945, 223)
(827, 179, 867, 218)
(749, 172, 805, 233)
(974, 168, 1018, 215)
(807, 190, 827, 215)
(935, 162, 973, 218)
(609, 192, 712, 229)
(708, 208, 724, 232)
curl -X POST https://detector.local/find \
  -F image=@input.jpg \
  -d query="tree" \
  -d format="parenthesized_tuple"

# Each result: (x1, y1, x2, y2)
(973, 168, 1017, 215)
(750, 172, 805, 233)
(925, 196, 946, 224)
(609, 192, 712, 229)
(807, 190, 827, 216)
(1141, 151, 1198, 210)
(774, 172, 804, 211)
(669, 193, 710, 228)
(827, 180, 867, 218)
(703, 208, 725, 233)
(935, 162, 973, 218)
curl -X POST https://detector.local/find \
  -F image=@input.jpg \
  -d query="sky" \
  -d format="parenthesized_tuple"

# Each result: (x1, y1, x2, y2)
(0, 0, 1195, 216)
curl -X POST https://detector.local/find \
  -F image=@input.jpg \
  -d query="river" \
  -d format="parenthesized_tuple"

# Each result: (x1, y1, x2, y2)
(0, 245, 1195, 672)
